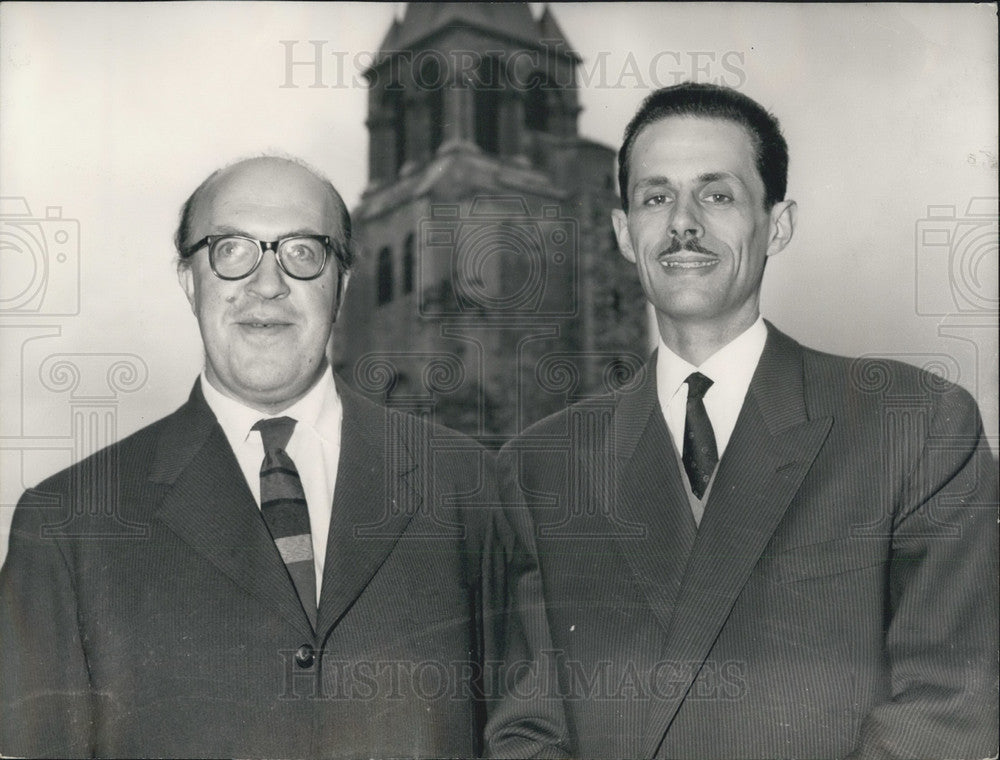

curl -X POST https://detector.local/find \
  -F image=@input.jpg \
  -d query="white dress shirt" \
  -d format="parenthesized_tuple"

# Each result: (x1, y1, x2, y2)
(200, 368, 343, 605)
(656, 318, 767, 519)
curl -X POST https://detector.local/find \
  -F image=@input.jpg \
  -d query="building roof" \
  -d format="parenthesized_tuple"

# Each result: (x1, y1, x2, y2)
(377, 2, 579, 58)
(537, 5, 573, 49)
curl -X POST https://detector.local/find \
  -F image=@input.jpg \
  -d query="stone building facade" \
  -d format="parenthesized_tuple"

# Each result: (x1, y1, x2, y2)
(333, 3, 647, 443)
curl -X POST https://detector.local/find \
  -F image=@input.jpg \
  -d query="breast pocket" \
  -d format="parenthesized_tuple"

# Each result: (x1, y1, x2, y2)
(770, 536, 887, 584)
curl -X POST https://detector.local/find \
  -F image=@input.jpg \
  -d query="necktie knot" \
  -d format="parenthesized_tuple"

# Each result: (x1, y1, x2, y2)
(685, 372, 713, 401)
(253, 416, 297, 454)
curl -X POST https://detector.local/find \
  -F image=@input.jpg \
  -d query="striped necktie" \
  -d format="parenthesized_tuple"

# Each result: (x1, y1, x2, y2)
(253, 416, 317, 630)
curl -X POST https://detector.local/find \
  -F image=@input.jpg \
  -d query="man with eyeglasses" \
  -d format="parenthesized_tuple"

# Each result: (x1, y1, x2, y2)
(0, 156, 568, 758)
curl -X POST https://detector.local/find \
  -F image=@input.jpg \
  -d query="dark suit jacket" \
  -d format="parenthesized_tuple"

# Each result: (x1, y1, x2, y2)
(502, 323, 998, 759)
(0, 379, 569, 758)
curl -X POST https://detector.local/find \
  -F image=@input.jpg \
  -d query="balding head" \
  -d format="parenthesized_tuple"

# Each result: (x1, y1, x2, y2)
(175, 156, 353, 271)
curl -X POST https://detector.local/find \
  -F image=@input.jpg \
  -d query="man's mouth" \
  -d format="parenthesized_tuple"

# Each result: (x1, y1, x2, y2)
(238, 318, 293, 329)
(657, 236, 719, 269)
(657, 253, 719, 270)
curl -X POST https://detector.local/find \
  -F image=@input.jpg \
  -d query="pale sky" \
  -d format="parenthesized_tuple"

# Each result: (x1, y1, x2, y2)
(1, 3, 997, 556)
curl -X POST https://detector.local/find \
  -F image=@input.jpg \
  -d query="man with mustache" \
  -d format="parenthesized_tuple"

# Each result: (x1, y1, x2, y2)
(502, 83, 998, 758)
(0, 156, 568, 758)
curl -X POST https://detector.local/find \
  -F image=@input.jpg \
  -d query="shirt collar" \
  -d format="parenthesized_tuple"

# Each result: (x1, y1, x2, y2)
(656, 316, 767, 402)
(200, 367, 341, 445)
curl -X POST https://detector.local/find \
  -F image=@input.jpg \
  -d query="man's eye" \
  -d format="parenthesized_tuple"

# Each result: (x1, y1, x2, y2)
(216, 241, 252, 258)
(642, 194, 668, 206)
(704, 193, 733, 204)
(282, 240, 324, 262)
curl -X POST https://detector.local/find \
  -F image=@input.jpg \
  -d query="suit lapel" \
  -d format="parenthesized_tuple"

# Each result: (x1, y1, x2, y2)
(643, 325, 834, 757)
(602, 360, 699, 637)
(316, 385, 419, 637)
(149, 381, 315, 641)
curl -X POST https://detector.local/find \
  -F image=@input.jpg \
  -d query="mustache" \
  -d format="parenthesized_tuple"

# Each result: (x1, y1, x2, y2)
(663, 236, 716, 256)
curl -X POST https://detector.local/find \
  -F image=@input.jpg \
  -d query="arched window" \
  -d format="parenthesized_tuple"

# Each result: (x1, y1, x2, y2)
(524, 72, 549, 132)
(377, 246, 393, 305)
(402, 234, 415, 294)
(386, 88, 406, 174)
(421, 58, 445, 156)
(474, 57, 502, 154)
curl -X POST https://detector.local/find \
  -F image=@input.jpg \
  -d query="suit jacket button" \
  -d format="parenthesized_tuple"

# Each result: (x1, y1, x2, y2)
(294, 645, 315, 668)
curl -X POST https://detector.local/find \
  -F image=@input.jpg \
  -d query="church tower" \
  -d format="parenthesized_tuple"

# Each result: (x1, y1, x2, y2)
(334, 3, 647, 442)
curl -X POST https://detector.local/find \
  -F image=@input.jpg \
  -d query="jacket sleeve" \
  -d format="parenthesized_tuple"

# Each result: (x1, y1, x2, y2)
(480, 450, 570, 759)
(1, 486, 95, 757)
(850, 385, 999, 759)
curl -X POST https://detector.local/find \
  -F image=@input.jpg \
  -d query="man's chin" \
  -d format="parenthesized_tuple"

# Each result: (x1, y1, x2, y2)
(654, 294, 723, 321)
(209, 364, 327, 412)
(239, 382, 314, 412)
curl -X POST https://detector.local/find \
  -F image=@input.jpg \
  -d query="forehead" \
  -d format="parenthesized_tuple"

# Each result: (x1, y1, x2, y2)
(191, 159, 341, 239)
(629, 116, 761, 189)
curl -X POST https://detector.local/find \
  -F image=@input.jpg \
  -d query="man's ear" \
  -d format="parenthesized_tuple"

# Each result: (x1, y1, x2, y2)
(766, 199, 797, 257)
(611, 209, 637, 264)
(177, 261, 198, 314)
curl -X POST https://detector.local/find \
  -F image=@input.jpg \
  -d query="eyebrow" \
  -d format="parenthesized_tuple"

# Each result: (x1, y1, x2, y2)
(209, 225, 323, 238)
(632, 172, 740, 193)
(697, 172, 735, 184)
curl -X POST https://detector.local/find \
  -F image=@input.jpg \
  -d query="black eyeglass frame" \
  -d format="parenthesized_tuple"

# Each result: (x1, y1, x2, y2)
(181, 234, 341, 281)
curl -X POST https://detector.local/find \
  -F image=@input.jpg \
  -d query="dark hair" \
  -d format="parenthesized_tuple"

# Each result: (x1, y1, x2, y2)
(617, 82, 788, 212)
(174, 155, 354, 271)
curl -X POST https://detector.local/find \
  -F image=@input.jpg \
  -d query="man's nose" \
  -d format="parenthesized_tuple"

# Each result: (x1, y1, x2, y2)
(669, 196, 704, 239)
(246, 250, 290, 299)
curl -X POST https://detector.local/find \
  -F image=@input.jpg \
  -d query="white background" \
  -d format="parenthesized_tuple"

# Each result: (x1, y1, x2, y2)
(1, 2, 997, 561)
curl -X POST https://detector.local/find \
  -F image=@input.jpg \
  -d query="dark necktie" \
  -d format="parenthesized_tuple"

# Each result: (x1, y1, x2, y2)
(682, 372, 718, 499)
(253, 416, 317, 630)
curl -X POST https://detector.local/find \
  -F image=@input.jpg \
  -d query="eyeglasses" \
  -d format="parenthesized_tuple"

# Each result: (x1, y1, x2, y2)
(181, 235, 338, 280)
